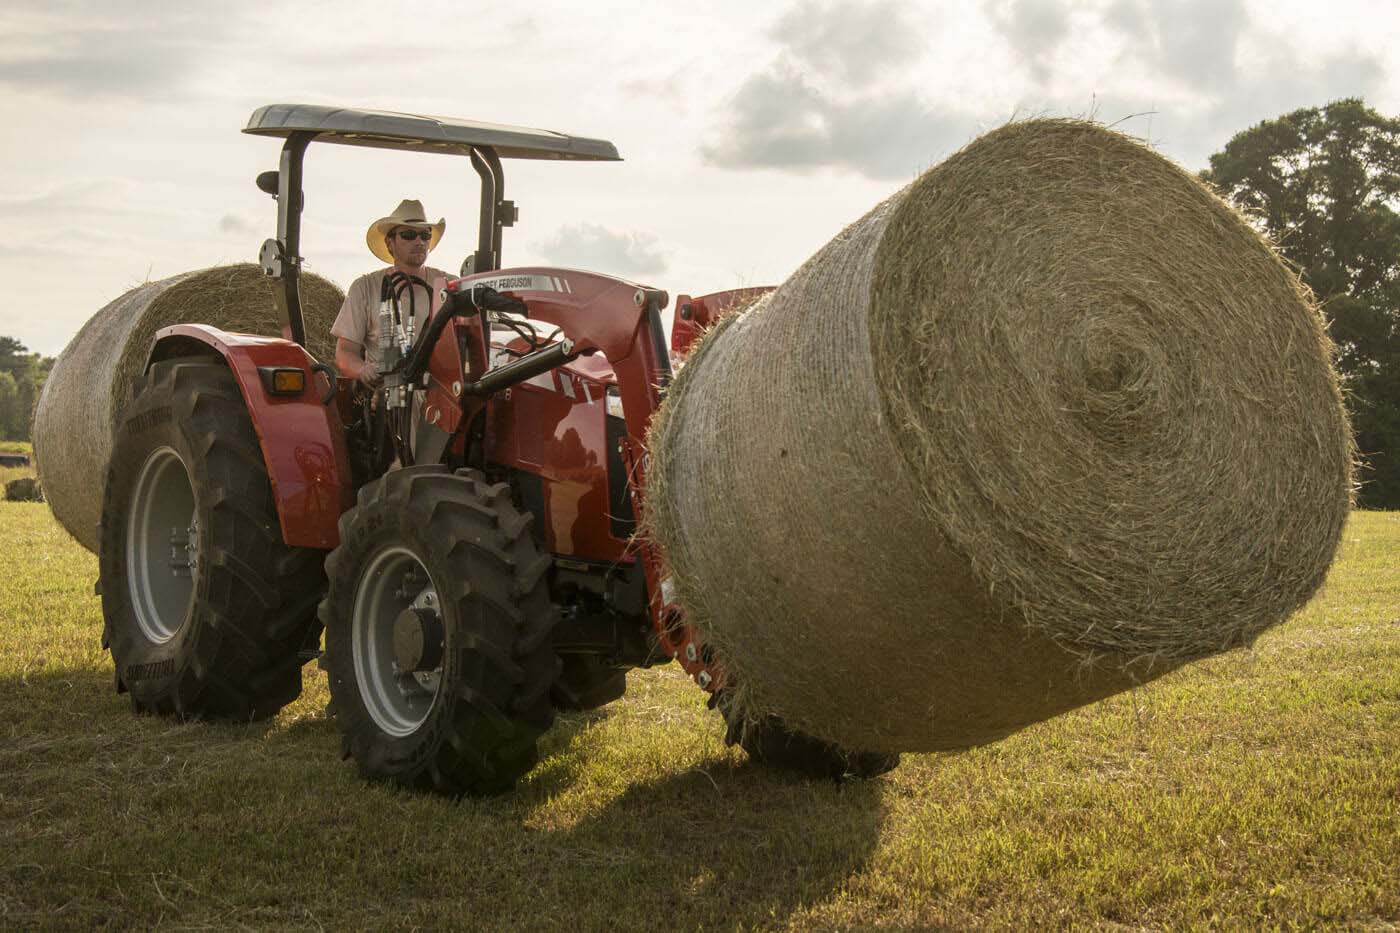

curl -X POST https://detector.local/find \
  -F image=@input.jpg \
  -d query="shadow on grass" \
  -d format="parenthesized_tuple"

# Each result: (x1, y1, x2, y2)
(512, 711, 888, 928)
(2, 660, 620, 757)
(5, 666, 887, 929)
(1, 664, 122, 734)
(531, 764, 888, 928)
(201, 685, 883, 929)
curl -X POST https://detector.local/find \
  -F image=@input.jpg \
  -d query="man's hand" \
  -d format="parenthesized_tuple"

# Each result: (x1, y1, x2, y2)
(335, 337, 381, 388)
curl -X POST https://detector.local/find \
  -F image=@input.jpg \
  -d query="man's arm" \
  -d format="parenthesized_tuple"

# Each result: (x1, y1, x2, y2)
(331, 274, 381, 386)
(335, 337, 379, 385)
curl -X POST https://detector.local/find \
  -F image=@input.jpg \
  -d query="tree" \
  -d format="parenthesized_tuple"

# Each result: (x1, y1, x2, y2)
(0, 337, 54, 442)
(0, 336, 27, 370)
(1202, 98, 1400, 509)
(0, 371, 19, 442)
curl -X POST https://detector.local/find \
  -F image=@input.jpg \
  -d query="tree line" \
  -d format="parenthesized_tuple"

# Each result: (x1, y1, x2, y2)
(0, 336, 53, 443)
(4, 98, 1398, 505)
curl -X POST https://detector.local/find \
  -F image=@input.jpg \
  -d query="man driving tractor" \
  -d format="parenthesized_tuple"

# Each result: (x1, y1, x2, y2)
(332, 199, 451, 387)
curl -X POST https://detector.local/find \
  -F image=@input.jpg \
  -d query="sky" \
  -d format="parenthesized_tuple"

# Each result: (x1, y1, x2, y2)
(1, 0, 1397, 357)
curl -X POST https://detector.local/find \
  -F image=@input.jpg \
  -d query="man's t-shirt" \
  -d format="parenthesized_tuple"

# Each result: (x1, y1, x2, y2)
(331, 266, 452, 369)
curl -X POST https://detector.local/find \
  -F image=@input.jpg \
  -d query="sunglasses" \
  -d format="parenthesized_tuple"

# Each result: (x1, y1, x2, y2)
(394, 229, 432, 241)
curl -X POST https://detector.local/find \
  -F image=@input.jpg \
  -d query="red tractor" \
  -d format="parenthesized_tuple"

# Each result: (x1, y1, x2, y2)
(98, 104, 897, 794)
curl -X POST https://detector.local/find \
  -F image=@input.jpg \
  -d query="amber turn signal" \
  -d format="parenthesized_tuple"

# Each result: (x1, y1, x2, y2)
(258, 366, 306, 396)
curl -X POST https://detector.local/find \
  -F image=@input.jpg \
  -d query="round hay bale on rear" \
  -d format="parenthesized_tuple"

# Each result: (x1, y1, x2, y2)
(33, 264, 344, 552)
(5, 477, 43, 502)
(647, 119, 1352, 754)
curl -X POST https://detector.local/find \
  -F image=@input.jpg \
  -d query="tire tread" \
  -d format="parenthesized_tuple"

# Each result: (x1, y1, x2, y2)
(321, 465, 559, 796)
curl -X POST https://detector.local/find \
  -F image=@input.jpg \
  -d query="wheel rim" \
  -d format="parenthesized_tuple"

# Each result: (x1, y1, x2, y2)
(352, 546, 444, 737)
(126, 446, 198, 644)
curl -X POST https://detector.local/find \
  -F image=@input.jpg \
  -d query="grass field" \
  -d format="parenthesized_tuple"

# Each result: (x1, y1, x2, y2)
(1, 503, 1396, 930)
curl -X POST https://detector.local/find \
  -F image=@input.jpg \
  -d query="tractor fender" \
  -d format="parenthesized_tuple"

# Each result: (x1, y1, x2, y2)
(147, 324, 351, 549)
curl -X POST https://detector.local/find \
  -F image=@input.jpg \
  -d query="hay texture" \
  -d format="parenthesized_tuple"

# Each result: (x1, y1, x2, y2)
(647, 120, 1353, 754)
(34, 264, 343, 552)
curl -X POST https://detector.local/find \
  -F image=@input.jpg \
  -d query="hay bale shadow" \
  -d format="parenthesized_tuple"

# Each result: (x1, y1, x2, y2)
(536, 765, 888, 928)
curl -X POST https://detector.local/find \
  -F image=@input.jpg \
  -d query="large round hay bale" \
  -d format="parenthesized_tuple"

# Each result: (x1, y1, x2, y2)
(647, 120, 1353, 754)
(33, 264, 344, 552)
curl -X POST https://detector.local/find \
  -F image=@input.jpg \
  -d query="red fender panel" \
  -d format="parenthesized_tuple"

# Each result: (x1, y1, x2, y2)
(149, 324, 351, 549)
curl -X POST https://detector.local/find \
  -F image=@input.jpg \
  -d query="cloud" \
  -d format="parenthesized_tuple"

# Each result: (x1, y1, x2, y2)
(0, 32, 200, 97)
(701, 67, 832, 171)
(1189, 49, 1386, 162)
(534, 223, 668, 278)
(0, 178, 140, 216)
(218, 213, 256, 235)
(974, 0, 1388, 167)
(1104, 0, 1249, 92)
(1094, 0, 1383, 122)
(0, 3, 242, 99)
(769, 0, 925, 86)
(619, 71, 688, 104)
(701, 1, 972, 179)
(1102, 0, 1383, 162)
(702, 65, 973, 178)
(989, 0, 1074, 85)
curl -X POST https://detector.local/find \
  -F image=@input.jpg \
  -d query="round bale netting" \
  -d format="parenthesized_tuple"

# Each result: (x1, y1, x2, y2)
(646, 120, 1353, 754)
(34, 263, 343, 552)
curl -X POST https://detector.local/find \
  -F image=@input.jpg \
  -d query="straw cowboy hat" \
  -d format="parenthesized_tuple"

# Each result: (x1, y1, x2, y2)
(366, 199, 445, 264)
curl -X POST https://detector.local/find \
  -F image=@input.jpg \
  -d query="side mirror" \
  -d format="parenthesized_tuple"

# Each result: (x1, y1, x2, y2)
(255, 171, 279, 198)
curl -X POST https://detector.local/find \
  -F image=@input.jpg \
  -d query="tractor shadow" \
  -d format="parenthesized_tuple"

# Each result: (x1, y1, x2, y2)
(0, 664, 117, 736)
(6, 665, 888, 927)
(273, 695, 889, 929)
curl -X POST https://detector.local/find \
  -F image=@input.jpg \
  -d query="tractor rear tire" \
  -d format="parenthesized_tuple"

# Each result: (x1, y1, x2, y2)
(98, 356, 325, 720)
(722, 700, 901, 780)
(319, 467, 560, 795)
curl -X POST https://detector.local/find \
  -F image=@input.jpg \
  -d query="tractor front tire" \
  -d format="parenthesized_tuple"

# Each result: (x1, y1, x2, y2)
(319, 467, 560, 795)
(99, 357, 325, 720)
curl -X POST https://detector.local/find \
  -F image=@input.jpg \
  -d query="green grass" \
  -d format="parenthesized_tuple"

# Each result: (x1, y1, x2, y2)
(0, 468, 34, 490)
(1, 507, 1396, 930)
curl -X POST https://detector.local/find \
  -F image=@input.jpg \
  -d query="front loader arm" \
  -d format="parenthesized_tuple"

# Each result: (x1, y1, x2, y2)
(444, 268, 725, 695)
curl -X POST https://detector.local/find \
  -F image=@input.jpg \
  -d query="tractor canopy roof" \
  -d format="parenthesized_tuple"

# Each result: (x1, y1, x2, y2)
(243, 103, 621, 162)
